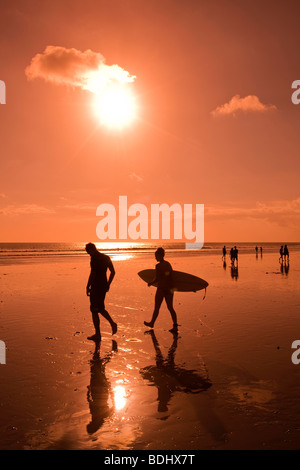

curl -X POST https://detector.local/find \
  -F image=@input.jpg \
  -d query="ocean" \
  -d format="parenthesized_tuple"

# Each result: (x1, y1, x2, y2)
(0, 241, 298, 262)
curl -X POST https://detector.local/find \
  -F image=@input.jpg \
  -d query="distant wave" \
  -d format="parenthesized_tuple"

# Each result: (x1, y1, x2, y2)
(0, 242, 299, 260)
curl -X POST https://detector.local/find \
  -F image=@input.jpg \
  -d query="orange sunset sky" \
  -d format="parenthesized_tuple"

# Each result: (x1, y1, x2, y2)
(1, 0, 300, 242)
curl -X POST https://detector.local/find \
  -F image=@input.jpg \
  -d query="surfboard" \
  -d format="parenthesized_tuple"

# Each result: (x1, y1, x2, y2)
(138, 269, 208, 293)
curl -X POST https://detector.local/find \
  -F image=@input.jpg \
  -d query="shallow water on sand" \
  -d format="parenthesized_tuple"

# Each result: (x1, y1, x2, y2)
(0, 250, 300, 449)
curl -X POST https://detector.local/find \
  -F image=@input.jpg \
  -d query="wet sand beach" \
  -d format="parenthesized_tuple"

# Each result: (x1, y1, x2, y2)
(0, 248, 300, 450)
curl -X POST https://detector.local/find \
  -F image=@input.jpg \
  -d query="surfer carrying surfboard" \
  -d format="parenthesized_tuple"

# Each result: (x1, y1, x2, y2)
(144, 247, 179, 333)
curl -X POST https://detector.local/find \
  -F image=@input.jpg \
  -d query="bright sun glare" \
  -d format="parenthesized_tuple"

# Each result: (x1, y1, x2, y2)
(92, 84, 137, 129)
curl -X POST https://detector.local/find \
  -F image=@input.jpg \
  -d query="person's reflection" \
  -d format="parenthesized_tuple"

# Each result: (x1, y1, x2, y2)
(223, 258, 227, 271)
(230, 264, 239, 280)
(86, 340, 118, 434)
(280, 258, 290, 277)
(140, 330, 211, 413)
(280, 260, 284, 275)
(284, 260, 290, 276)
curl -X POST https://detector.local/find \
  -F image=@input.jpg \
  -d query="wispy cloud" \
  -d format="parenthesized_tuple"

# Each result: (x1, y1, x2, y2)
(25, 45, 135, 94)
(211, 94, 277, 117)
(62, 203, 96, 211)
(0, 204, 55, 216)
(129, 173, 143, 183)
(206, 198, 300, 226)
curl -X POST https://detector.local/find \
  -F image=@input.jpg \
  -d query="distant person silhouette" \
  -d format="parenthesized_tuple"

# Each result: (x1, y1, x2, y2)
(283, 245, 289, 261)
(279, 245, 284, 261)
(85, 243, 117, 341)
(144, 247, 178, 333)
(255, 246, 258, 254)
(233, 246, 238, 263)
(230, 247, 234, 263)
(222, 246, 226, 259)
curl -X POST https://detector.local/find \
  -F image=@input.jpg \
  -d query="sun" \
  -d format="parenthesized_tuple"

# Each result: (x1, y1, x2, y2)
(92, 84, 137, 129)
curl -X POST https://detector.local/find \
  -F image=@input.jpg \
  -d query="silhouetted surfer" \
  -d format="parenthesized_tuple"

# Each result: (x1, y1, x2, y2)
(284, 245, 289, 261)
(85, 243, 117, 341)
(144, 247, 178, 333)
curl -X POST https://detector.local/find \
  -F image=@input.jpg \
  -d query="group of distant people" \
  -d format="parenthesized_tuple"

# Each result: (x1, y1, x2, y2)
(279, 245, 289, 262)
(222, 245, 238, 264)
(255, 246, 263, 255)
(222, 244, 290, 264)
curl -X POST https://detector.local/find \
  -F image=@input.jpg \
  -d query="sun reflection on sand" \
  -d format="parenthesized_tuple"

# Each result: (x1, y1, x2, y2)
(110, 254, 134, 261)
(113, 385, 127, 411)
(95, 242, 140, 250)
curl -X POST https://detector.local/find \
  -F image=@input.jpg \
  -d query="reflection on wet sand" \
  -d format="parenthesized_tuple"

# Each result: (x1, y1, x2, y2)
(231, 264, 239, 280)
(229, 380, 275, 411)
(140, 330, 212, 412)
(280, 259, 290, 276)
(87, 340, 118, 434)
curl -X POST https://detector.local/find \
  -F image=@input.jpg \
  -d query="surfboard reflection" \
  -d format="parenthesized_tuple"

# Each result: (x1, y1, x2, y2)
(140, 330, 212, 413)
(86, 340, 118, 434)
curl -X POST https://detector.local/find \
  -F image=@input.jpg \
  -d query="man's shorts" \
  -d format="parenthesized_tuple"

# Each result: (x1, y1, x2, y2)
(90, 289, 107, 313)
(155, 287, 174, 304)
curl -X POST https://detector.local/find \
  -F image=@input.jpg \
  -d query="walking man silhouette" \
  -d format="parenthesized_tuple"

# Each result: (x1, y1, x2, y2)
(85, 243, 117, 341)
